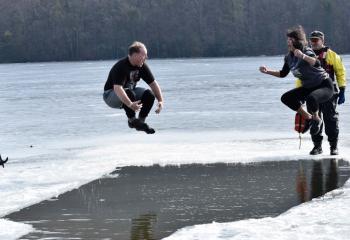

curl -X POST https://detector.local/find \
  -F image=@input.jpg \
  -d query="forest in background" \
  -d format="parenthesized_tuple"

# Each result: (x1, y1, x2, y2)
(0, 0, 349, 63)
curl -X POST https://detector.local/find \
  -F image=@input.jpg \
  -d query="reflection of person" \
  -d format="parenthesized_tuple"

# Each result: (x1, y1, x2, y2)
(297, 31, 347, 155)
(259, 26, 334, 136)
(310, 160, 324, 199)
(103, 41, 164, 134)
(325, 158, 338, 192)
(296, 162, 308, 203)
(310, 159, 339, 200)
(296, 159, 339, 202)
(131, 213, 157, 240)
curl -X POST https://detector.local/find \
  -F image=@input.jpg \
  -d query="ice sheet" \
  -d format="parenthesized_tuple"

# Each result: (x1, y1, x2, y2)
(1, 130, 349, 239)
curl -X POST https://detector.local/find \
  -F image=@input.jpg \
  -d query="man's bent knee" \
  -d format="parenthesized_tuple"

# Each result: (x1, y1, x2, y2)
(142, 89, 155, 101)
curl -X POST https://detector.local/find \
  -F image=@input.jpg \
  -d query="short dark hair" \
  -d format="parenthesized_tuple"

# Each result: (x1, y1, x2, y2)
(286, 25, 307, 50)
(128, 41, 146, 55)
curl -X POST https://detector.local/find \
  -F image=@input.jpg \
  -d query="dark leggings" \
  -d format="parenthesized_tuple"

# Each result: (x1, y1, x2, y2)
(123, 88, 155, 119)
(281, 78, 334, 113)
(312, 94, 339, 144)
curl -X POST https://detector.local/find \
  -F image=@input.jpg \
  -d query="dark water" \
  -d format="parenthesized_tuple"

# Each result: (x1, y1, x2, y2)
(7, 158, 350, 240)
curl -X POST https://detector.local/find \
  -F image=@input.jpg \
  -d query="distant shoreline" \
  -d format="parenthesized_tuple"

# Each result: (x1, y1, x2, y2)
(1, 53, 350, 65)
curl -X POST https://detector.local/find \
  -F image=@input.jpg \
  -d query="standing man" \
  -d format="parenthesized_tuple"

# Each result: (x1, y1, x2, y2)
(103, 41, 164, 134)
(296, 31, 346, 155)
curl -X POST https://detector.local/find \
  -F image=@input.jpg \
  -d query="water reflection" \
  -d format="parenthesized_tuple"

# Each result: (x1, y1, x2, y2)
(6, 159, 350, 240)
(296, 162, 308, 203)
(131, 213, 157, 240)
(311, 160, 324, 199)
(297, 158, 340, 203)
(326, 159, 338, 193)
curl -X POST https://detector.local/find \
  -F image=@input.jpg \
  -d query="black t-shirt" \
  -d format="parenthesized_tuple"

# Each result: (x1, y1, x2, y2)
(104, 57, 155, 91)
(279, 47, 328, 88)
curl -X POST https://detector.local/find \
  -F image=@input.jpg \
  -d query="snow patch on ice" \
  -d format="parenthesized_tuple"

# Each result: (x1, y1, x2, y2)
(0, 219, 34, 240)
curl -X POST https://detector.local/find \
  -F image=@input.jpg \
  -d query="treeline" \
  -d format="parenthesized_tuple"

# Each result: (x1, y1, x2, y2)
(0, 0, 349, 63)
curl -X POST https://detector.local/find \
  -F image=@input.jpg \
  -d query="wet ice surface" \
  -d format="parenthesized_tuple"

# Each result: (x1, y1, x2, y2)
(7, 159, 350, 240)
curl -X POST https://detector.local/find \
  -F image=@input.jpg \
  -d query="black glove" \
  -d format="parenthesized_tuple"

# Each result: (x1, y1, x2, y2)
(338, 87, 345, 105)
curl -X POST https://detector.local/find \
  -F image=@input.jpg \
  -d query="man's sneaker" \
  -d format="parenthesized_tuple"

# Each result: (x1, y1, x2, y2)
(128, 119, 135, 128)
(310, 118, 322, 135)
(128, 119, 155, 134)
(142, 124, 155, 134)
(136, 122, 155, 134)
(128, 118, 144, 129)
(330, 146, 339, 155)
(310, 146, 323, 155)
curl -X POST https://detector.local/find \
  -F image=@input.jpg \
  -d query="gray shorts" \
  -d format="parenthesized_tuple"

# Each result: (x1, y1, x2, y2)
(103, 87, 148, 109)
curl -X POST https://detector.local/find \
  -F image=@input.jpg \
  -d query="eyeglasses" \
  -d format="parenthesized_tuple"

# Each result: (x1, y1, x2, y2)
(309, 38, 320, 43)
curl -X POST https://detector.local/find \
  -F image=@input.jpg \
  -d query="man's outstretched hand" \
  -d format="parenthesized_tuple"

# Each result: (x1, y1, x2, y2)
(155, 101, 163, 114)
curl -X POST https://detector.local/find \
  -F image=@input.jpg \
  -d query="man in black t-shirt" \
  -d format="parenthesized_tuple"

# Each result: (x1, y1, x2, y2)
(103, 41, 164, 134)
